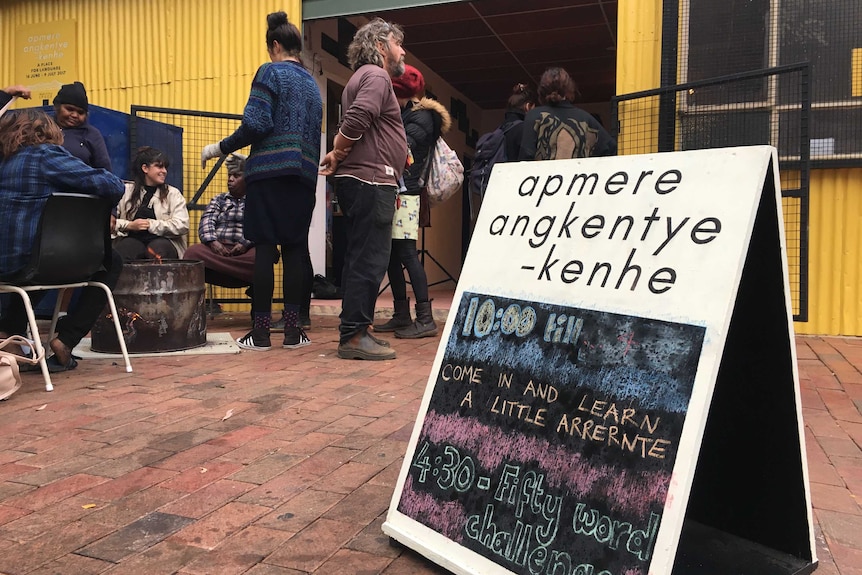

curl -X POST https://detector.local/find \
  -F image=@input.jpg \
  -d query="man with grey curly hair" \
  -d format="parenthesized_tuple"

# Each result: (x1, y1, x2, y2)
(346, 18, 405, 76)
(320, 18, 408, 361)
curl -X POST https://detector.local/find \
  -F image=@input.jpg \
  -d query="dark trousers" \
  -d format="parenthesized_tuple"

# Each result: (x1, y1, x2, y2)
(335, 178, 396, 343)
(0, 250, 124, 349)
(387, 238, 430, 303)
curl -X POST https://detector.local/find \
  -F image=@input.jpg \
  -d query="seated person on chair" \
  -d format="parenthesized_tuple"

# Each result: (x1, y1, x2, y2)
(0, 109, 124, 372)
(184, 154, 258, 288)
(113, 146, 190, 261)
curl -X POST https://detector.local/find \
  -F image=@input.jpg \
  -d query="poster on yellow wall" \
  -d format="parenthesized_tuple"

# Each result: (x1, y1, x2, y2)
(14, 20, 78, 107)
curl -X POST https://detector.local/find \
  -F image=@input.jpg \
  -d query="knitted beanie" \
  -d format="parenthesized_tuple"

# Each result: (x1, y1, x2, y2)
(391, 65, 425, 99)
(54, 81, 89, 111)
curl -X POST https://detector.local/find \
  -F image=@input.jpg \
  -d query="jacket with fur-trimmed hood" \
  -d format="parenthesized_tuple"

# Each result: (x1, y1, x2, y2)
(401, 97, 452, 195)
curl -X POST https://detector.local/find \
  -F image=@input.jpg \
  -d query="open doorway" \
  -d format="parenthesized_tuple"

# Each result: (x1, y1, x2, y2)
(304, 0, 618, 285)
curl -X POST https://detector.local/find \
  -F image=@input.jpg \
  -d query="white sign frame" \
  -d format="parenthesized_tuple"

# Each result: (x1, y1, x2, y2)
(384, 146, 816, 575)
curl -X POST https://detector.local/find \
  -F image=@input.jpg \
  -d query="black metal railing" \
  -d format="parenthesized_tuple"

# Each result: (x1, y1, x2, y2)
(611, 64, 810, 321)
(130, 106, 258, 309)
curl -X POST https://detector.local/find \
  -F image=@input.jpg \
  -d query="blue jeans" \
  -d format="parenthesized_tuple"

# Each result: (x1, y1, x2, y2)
(335, 178, 396, 343)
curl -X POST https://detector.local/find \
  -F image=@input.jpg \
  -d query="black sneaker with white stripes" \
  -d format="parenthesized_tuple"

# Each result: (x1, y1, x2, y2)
(236, 329, 272, 351)
(283, 327, 311, 349)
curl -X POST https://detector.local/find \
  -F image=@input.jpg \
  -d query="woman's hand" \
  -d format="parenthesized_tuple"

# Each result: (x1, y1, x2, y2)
(127, 219, 150, 232)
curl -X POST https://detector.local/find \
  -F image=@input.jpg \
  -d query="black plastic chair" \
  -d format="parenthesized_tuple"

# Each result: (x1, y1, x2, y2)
(0, 193, 132, 391)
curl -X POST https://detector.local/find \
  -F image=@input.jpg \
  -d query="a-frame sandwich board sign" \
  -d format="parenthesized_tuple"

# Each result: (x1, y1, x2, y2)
(383, 146, 817, 575)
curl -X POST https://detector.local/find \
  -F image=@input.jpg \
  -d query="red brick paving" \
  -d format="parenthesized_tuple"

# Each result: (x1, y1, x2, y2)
(0, 309, 859, 573)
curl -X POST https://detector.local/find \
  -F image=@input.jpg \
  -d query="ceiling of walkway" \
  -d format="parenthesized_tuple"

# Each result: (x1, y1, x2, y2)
(371, 0, 618, 109)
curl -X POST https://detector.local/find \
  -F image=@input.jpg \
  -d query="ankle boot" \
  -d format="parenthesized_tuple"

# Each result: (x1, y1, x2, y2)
(395, 301, 438, 339)
(338, 329, 397, 360)
(374, 298, 412, 332)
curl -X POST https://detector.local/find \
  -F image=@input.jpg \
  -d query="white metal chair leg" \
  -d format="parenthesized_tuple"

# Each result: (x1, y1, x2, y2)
(49, 288, 65, 338)
(4, 285, 53, 391)
(92, 281, 133, 373)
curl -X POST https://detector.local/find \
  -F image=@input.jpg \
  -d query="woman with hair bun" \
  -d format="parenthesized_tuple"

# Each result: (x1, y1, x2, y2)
(520, 66, 616, 161)
(200, 11, 322, 352)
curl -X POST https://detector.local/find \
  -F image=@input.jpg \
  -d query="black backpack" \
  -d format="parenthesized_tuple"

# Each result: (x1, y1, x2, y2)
(468, 120, 521, 199)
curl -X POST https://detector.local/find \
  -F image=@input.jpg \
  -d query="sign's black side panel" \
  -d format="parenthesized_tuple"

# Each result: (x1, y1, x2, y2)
(682, 164, 813, 562)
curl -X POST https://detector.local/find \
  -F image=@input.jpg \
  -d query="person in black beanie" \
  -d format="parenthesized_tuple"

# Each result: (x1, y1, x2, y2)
(53, 81, 112, 170)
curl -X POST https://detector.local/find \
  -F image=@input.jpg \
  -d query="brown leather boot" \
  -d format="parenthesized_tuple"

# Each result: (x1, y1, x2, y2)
(338, 329, 397, 360)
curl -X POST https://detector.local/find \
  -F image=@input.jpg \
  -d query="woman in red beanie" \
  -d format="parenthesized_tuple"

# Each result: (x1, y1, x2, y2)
(374, 64, 451, 339)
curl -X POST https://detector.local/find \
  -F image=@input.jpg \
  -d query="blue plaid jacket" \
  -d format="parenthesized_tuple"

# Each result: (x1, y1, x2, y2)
(0, 144, 124, 276)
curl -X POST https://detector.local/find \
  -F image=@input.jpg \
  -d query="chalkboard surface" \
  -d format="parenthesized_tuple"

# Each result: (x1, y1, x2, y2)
(397, 292, 705, 575)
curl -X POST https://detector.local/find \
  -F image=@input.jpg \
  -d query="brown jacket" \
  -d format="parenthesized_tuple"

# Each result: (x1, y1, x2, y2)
(335, 64, 408, 187)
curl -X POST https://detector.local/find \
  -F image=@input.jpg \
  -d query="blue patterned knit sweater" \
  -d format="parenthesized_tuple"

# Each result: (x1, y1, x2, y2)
(220, 60, 322, 189)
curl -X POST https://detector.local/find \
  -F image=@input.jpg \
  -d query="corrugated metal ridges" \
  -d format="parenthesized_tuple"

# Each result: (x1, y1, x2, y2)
(614, 0, 662, 154)
(798, 169, 862, 335)
(1, 0, 300, 114)
(616, 0, 661, 95)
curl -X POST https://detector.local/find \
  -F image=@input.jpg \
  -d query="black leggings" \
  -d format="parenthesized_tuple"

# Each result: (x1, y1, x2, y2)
(387, 238, 429, 303)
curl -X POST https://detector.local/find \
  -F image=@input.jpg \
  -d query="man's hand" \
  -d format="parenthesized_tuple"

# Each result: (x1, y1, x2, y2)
(229, 243, 249, 256)
(208, 241, 230, 256)
(333, 146, 351, 161)
(110, 215, 117, 234)
(319, 150, 340, 176)
(2, 85, 31, 99)
(320, 131, 352, 176)
(201, 143, 224, 169)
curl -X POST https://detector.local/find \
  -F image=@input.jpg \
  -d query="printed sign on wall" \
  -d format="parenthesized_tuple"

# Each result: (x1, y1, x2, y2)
(384, 147, 816, 575)
(15, 20, 78, 107)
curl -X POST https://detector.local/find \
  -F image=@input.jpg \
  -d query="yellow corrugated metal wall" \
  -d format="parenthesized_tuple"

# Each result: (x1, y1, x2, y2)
(1, 0, 304, 313)
(617, 0, 862, 336)
(1, 0, 302, 114)
(616, 0, 662, 154)
(802, 169, 862, 335)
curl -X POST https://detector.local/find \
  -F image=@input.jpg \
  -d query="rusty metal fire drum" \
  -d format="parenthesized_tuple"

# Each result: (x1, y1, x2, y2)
(91, 260, 207, 353)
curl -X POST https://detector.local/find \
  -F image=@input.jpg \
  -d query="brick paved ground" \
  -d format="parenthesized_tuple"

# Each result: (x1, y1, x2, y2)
(0, 302, 859, 574)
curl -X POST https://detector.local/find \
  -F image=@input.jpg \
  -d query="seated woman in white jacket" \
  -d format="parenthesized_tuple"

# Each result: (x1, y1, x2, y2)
(112, 146, 190, 261)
